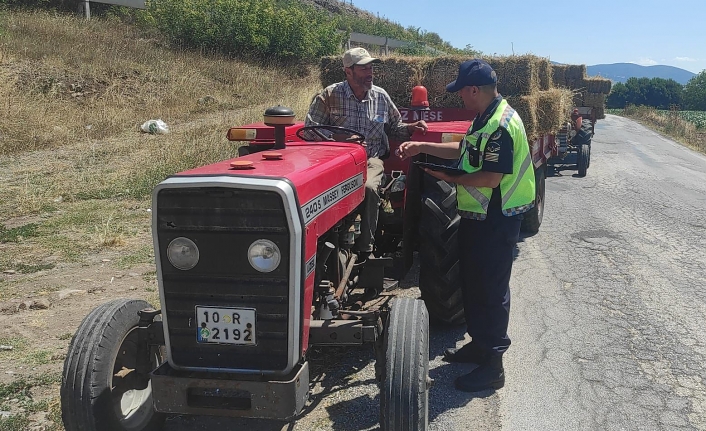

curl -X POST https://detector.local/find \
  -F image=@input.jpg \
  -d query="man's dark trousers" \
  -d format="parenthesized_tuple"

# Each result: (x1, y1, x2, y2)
(458, 211, 522, 356)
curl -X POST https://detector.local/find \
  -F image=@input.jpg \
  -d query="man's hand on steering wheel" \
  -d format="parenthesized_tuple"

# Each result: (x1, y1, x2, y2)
(297, 125, 366, 144)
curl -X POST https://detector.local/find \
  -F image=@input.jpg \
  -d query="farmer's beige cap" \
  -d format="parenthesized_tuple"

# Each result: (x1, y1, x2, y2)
(342, 47, 381, 68)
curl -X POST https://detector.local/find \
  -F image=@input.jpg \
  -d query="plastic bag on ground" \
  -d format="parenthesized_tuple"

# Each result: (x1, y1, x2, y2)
(140, 119, 169, 134)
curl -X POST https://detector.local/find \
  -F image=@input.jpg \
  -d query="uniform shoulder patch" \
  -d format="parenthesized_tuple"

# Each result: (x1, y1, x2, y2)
(483, 127, 511, 164)
(486, 142, 501, 153)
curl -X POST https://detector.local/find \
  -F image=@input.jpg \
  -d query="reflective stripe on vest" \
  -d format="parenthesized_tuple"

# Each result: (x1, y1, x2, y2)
(456, 99, 536, 219)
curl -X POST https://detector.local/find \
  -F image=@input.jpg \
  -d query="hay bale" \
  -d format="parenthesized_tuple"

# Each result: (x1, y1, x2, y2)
(320, 55, 423, 107)
(565, 78, 587, 91)
(536, 88, 573, 135)
(594, 107, 605, 119)
(420, 57, 466, 108)
(551, 65, 568, 88)
(584, 77, 612, 94)
(506, 95, 538, 141)
(565, 64, 586, 80)
(538, 59, 553, 91)
(583, 92, 606, 107)
(486, 55, 541, 96)
(508, 88, 573, 140)
(321, 54, 554, 108)
(372, 56, 424, 107)
(420, 55, 545, 105)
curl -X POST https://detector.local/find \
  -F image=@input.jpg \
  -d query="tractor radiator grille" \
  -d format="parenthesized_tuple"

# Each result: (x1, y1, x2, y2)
(156, 187, 291, 371)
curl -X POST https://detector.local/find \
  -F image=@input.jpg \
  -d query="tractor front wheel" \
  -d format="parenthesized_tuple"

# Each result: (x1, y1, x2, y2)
(577, 144, 589, 177)
(380, 298, 429, 431)
(61, 299, 165, 431)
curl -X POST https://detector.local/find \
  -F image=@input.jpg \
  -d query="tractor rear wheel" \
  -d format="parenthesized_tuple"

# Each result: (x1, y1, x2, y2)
(520, 166, 546, 234)
(380, 298, 429, 431)
(61, 299, 165, 431)
(418, 175, 464, 325)
(578, 144, 589, 177)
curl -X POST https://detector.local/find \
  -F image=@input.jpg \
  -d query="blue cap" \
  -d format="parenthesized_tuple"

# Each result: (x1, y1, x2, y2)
(446, 59, 497, 93)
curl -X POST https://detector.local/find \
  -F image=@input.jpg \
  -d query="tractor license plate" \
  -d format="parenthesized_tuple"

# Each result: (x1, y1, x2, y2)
(195, 306, 256, 345)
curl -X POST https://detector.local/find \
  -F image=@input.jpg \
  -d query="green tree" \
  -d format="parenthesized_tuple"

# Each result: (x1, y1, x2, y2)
(607, 77, 683, 109)
(683, 70, 706, 110)
(645, 78, 683, 109)
(606, 82, 629, 108)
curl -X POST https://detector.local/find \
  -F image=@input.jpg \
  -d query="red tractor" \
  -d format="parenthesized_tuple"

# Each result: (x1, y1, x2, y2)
(548, 106, 596, 177)
(60, 91, 553, 431)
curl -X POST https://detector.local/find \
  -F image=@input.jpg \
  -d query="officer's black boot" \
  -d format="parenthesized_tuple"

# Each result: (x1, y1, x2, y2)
(443, 342, 490, 364)
(454, 355, 505, 392)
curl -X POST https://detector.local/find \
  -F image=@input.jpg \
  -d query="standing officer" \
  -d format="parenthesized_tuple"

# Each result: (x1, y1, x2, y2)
(305, 47, 427, 258)
(398, 59, 535, 392)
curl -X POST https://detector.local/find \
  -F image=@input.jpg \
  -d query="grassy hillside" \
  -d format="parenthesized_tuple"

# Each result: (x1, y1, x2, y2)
(0, 9, 319, 280)
(0, 0, 475, 58)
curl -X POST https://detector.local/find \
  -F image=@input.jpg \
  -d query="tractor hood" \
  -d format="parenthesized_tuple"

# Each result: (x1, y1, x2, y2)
(172, 142, 368, 219)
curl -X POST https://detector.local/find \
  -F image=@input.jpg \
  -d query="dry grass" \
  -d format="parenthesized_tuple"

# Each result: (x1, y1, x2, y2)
(622, 105, 700, 151)
(0, 10, 320, 275)
(0, 10, 318, 155)
(697, 133, 706, 153)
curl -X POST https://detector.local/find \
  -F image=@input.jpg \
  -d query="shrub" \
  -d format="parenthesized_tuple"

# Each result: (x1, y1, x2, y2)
(147, 0, 343, 62)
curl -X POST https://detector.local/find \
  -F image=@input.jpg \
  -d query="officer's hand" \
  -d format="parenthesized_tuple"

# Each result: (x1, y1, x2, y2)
(422, 168, 456, 183)
(397, 141, 423, 159)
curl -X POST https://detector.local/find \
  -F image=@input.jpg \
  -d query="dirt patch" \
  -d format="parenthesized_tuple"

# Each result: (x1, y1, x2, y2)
(0, 260, 158, 378)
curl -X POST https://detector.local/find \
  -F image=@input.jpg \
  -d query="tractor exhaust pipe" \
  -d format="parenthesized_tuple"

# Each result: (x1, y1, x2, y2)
(263, 106, 295, 150)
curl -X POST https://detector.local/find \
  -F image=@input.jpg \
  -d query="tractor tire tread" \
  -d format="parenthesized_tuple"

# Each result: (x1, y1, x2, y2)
(521, 166, 546, 234)
(61, 299, 164, 431)
(418, 176, 465, 325)
(380, 298, 429, 431)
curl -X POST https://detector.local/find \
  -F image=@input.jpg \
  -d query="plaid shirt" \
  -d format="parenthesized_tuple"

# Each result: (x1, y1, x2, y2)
(305, 81, 411, 158)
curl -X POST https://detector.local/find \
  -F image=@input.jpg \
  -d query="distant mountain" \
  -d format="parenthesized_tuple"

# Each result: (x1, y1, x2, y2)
(586, 63, 695, 85)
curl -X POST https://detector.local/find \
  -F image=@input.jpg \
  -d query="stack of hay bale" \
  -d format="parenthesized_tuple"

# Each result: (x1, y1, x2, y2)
(319, 54, 574, 141)
(551, 64, 612, 119)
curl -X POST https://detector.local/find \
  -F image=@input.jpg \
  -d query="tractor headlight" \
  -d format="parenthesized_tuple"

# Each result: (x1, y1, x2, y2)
(167, 237, 200, 270)
(248, 239, 281, 273)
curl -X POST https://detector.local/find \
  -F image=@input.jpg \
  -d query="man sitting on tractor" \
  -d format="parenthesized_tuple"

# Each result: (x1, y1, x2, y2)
(571, 108, 582, 132)
(304, 47, 428, 258)
(570, 108, 593, 147)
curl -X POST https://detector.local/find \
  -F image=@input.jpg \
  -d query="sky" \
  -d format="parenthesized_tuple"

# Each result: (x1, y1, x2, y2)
(347, 0, 705, 74)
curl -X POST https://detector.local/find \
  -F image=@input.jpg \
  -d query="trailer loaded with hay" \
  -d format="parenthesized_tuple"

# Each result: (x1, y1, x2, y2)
(548, 63, 612, 176)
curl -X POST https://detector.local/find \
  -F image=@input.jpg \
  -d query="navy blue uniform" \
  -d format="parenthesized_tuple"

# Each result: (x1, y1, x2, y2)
(459, 97, 521, 356)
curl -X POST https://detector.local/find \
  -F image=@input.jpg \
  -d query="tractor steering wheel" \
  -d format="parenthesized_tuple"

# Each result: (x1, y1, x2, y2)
(296, 125, 366, 144)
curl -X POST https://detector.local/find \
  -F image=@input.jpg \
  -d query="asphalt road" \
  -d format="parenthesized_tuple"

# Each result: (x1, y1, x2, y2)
(165, 115, 706, 431)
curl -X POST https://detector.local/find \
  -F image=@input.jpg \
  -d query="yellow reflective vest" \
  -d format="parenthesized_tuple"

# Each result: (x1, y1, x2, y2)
(457, 99, 535, 220)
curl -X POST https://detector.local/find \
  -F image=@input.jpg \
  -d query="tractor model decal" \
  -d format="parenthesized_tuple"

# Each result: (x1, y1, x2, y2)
(301, 173, 364, 225)
(305, 255, 316, 278)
